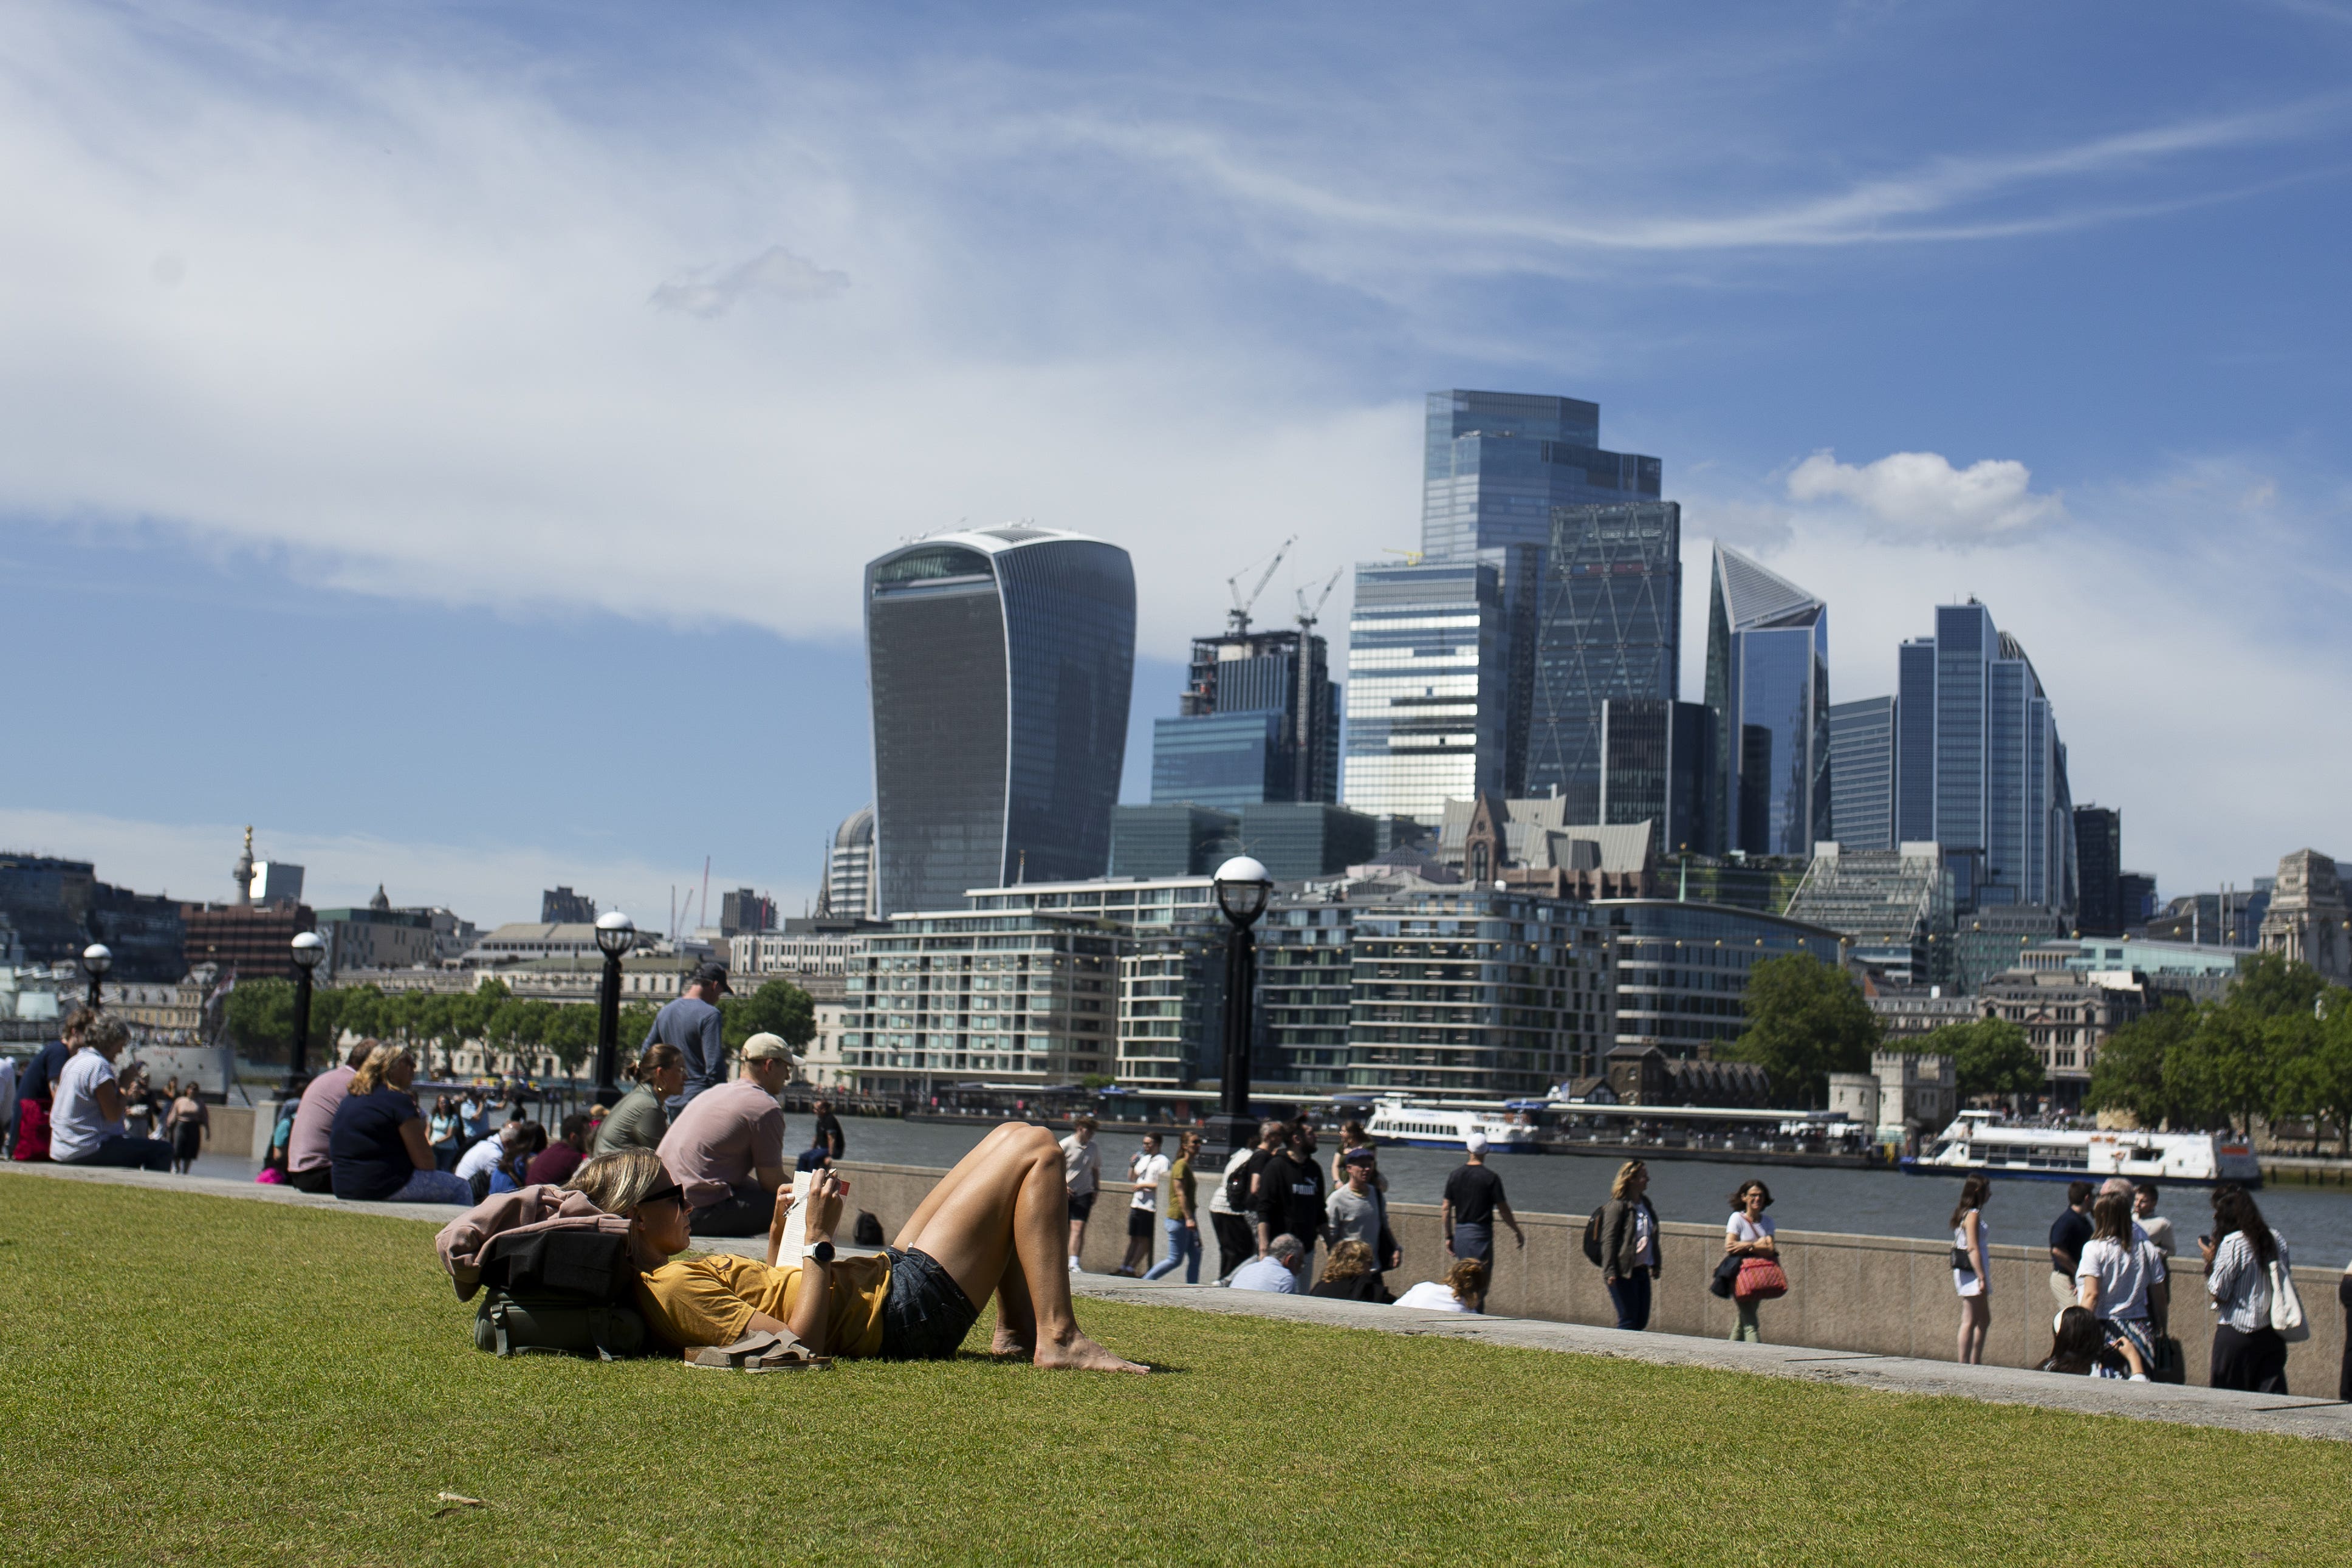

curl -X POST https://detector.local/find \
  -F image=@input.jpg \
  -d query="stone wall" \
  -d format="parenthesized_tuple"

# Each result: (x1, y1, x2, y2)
(833, 1157, 2349, 1391)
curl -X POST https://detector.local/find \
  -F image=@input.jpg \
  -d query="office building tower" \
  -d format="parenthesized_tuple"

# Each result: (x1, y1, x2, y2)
(2073, 806, 2123, 936)
(865, 527, 1135, 916)
(1150, 620, 1339, 808)
(1889, 600, 2076, 914)
(718, 888, 776, 937)
(820, 806, 878, 920)
(540, 886, 597, 925)
(2116, 871, 2158, 929)
(1703, 545, 1831, 857)
(2258, 848, 2351, 983)
(1340, 558, 1505, 826)
(1524, 502, 1682, 815)
(1597, 698, 1711, 859)
(1828, 697, 1899, 853)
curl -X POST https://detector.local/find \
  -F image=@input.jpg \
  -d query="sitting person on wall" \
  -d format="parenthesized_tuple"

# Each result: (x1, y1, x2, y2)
(489, 1121, 548, 1195)
(49, 1015, 171, 1171)
(594, 1044, 684, 1155)
(1226, 1233, 1305, 1294)
(524, 1112, 594, 1188)
(327, 1043, 475, 1203)
(655, 1033, 795, 1237)
(1308, 1239, 1395, 1304)
(1394, 1258, 1489, 1315)
(566, 1126, 1146, 1371)
(2038, 1304, 2150, 1380)
(286, 1041, 375, 1194)
(795, 1135, 834, 1174)
(11, 1010, 87, 1162)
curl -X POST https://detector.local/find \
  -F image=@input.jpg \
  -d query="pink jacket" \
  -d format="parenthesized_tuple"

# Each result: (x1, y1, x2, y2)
(434, 1185, 629, 1301)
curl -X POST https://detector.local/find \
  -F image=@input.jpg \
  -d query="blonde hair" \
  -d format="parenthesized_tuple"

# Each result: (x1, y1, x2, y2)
(1444, 1257, 1488, 1302)
(1610, 1160, 1647, 1201)
(1320, 1239, 1374, 1284)
(350, 1042, 415, 1096)
(566, 1148, 669, 1216)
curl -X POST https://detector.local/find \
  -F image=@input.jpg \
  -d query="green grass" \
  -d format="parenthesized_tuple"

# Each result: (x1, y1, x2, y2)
(2, 1181, 2348, 1567)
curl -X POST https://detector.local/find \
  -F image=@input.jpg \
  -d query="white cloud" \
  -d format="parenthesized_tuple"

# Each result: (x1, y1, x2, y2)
(1785, 450, 2066, 544)
(650, 245, 850, 318)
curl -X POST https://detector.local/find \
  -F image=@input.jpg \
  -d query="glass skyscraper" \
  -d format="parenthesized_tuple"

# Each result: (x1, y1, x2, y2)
(1597, 697, 1711, 858)
(1524, 501, 1682, 815)
(1888, 599, 2075, 914)
(1149, 624, 1339, 808)
(1340, 559, 1504, 824)
(1827, 696, 1898, 852)
(1703, 544, 1830, 857)
(865, 526, 1135, 916)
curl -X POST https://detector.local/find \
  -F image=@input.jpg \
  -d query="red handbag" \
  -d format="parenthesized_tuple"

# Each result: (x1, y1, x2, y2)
(1733, 1256, 1788, 1301)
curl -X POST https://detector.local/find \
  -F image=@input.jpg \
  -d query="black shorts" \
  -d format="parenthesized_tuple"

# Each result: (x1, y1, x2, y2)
(877, 1245, 979, 1361)
(1128, 1207, 1154, 1239)
(1067, 1191, 1097, 1222)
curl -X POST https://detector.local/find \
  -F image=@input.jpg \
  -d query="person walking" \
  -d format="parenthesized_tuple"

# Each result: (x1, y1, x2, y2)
(1060, 1115, 1102, 1272)
(1116, 1134, 1171, 1276)
(163, 1083, 209, 1176)
(1145, 1132, 1205, 1283)
(1952, 1174, 1993, 1364)
(1208, 1120, 1282, 1283)
(1441, 1134, 1524, 1268)
(1724, 1179, 1779, 1343)
(2047, 1181, 2095, 1310)
(1253, 1122, 1328, 1279)
(2199, 1184, 2291, 1394)
(1599, 1159, 1662, 1332)
(2076, 1189, 2169, 1368)
(1325, 1148, 1401, 1292)
(639, 961, 734, 1108)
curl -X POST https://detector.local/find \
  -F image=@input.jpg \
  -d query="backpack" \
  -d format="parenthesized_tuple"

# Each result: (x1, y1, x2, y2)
(1582, 1206, 1606, 1267)
(469, 1228, 648, 1360)
(1224, 1152, 1260, 1215)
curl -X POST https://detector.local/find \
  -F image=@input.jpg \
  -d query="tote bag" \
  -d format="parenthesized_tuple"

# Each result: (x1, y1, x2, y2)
(2269, 1258, 2310, 1342)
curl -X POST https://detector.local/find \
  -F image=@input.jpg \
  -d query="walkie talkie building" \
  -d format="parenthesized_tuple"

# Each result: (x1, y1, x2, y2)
(865, 526, 1136, 917)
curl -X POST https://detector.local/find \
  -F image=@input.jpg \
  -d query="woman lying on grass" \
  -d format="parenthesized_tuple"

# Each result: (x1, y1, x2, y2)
(567, 1123, 1147, 1371)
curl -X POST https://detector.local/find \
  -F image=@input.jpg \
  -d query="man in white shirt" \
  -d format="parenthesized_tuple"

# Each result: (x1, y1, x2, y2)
(1227, 1233, 1305, 1293)
(1115, 1134, 1171, 1277)
(1060, 1116, 1102, 1272)
(50, 1015, 170, 1170)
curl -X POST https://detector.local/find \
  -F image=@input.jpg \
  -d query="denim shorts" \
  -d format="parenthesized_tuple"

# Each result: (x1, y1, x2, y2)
(878, 1246, 980, 1361)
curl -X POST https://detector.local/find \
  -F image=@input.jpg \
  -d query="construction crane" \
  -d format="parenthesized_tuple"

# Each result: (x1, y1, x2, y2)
(1226, 535, 1297, 635)
(1294, 568, 1342, 634)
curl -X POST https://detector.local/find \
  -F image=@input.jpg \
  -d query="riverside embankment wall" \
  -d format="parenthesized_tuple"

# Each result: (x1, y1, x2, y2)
(835, 1158, 2349, 1389)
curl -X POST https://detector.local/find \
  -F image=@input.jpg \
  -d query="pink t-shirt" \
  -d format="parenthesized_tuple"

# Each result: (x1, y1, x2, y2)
(657, 1079, 785, 1193)
(289, 1066, 358, 1175)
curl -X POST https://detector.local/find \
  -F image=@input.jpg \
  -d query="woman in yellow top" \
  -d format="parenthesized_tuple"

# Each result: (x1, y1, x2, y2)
(567, 1123, 1146, 1371)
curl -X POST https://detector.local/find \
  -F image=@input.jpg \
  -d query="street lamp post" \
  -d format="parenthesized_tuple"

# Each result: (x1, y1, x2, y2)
(1205, 855, 1274, 1162)
(78, 943, 112, 1010)
(286, 931, 326, 1098)
(592, 912, 637, 1107)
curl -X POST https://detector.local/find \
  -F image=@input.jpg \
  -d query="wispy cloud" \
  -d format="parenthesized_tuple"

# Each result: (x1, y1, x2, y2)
(650, 245, 849, 318)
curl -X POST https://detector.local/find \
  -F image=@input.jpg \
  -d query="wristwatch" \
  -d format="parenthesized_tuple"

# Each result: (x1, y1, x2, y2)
(807, 1241, 835, 1265)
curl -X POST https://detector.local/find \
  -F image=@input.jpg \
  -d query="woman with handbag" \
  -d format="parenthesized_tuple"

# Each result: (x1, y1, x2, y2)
(1951, 1174, 1993, 1364)
(2199, 1183, 2294, 1394)
(1724, 1179, 1785, 1342)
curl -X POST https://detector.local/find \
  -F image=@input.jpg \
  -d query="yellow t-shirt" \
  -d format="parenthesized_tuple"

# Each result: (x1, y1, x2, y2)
(634, 1253, 890, 1358)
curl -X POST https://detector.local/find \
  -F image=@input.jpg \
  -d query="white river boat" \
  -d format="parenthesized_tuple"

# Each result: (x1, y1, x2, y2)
(1362, 1097, 1544, 1154)
(1901, 1111, 2261, 1186)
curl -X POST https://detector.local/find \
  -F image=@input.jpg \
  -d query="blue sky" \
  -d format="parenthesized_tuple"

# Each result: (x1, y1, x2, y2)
(2, 1, 2348, 925)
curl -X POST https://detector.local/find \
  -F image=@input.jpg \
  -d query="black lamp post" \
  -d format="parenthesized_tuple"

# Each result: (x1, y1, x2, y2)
(286, 931, 326, 1097)
(78, 943, 112, 1010)
(592, 911, 637, 1106)
(1205, 855, 1273, 1161)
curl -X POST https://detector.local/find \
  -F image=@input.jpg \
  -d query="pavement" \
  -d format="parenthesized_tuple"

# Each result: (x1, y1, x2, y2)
(10, 1159, 2351, 1442)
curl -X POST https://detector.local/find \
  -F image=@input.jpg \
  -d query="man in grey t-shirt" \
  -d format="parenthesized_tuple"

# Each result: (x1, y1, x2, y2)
(642, 962, 733, 1107)
(1326, 1149, 1399, 1285)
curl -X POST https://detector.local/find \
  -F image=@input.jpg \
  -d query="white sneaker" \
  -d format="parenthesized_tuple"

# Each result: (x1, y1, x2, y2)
(1068, 1256, 1082, 1272)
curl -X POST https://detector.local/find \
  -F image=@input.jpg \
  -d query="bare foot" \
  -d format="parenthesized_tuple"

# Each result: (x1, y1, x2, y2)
(1032, 1330, 1150, 1374)
(990, 1329, 1034, 1357)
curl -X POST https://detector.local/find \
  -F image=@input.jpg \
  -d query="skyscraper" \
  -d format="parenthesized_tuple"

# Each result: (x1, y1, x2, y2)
(1890, 599, 2075, 914)
(1597, 697, 1711, 858)
(1340, 558, 1505, 825)
(818, 806, 877, 920)
(2073, 806, 2122, 936)
(1523, 501, 1682, 815)
(1703, 544, 1830, 857)
(1828, 696, 1898, 852)
(865, 526, 1135, 917)
(1150, 622, 1339, 807)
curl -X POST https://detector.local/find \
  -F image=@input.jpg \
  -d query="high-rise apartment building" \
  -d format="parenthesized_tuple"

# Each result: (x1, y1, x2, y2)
(1828, 696, 1898, 852)
(1340, 558, 1505, 825)
(1892, 600, 2075, 914)
(865, 527, 1136, 917)
(1151, 624, 1339, 808)
(1524, 502, 1682, 814)
(2073, 806, 2123, 936)
(1704, 545, 1830, 857)
(1597, 698, 1711, 858)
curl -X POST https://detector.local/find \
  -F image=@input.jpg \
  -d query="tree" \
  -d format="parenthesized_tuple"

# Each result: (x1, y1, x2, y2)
(2086, 998, 2200, 1128)
(721, 979, 817, 1053)
(1724, 952, 1881, 1107)
(224, 979, 297, 1062)
(1926, 1017, 2042, 1101)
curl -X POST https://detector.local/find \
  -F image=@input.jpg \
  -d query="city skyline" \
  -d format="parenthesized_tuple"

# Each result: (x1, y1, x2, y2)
(3, 4, 2347, 919)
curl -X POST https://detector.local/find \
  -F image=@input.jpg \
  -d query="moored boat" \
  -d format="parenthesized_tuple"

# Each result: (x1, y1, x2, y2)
(1901, 1111, 2261, 1186)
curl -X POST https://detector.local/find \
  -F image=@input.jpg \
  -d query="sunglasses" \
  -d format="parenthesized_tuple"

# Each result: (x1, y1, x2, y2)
(639, 1182, 686, 1210)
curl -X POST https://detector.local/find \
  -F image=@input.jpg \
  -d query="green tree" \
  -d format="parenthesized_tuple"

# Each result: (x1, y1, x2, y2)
(1725, 952, 1882, 1107)
(721, 979, 817, 1053)
(1925, 1016, 2043, 1101)
(2086, 997, 2201, 1128)
(224, 978, 297, 1062)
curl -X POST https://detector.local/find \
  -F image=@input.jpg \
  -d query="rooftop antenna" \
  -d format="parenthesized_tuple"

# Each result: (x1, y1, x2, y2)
(1226, 535, 1296, 635)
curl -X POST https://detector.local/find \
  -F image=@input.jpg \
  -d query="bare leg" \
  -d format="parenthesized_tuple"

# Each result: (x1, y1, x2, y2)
(1068, 1215, 1086, 1267)
(991, 1248, 1037, 1355)
(899, 1125, 1145, 1372)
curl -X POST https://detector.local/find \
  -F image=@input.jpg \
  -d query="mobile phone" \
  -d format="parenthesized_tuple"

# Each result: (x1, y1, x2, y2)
(2198, 1234, 2213, 1248)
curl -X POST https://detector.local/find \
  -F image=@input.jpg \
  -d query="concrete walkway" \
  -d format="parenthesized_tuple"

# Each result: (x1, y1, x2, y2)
(10, 1160, 2350, 1441)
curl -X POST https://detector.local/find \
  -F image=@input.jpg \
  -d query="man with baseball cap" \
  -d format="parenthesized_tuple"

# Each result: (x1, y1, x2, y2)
(1441, 1132, 1524, 1268)
(656, 1031, 796, 1237)
(641, 960, 733, 1109)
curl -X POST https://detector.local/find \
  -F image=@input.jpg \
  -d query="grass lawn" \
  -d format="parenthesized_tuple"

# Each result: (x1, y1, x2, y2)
(4, 1182, 2348, 1566)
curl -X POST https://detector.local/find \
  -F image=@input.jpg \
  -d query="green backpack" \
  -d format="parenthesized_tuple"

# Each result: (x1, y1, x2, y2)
(469, 1228, 649, 1360)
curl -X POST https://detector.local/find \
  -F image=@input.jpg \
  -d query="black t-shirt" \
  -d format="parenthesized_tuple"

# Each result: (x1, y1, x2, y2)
(19, 1039, 72, 1104)
(330, 1087, 421, 1201)
(814, 1111, 846, 1157)
(1311, 1273, 1394, 1304)
(2049, 1207, 2094, 1273)
(1253, 1151, 1326, 1242)
(1444, 1163, 1506, 1227)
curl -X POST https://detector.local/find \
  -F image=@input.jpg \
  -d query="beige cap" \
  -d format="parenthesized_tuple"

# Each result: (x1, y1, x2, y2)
(742, 1033, 800, 1064)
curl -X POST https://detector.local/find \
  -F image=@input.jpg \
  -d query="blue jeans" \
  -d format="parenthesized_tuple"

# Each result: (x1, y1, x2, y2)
(1607, 1271, 1653, 1331)
(382, 1168, 475, 1204)
(1145, 1217, 1202, 1282)
(63, 1135, 172, 1172)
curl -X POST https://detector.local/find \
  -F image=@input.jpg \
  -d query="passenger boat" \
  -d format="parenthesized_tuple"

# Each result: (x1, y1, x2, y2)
(1362, 1097, 1544, 1154)
(1901, 1111, 2261, 1186)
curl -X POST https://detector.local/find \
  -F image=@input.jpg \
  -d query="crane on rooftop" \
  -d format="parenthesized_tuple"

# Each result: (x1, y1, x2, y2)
(1226, 535, 1297, 636)
(1294, 568, 1342, 634)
